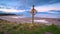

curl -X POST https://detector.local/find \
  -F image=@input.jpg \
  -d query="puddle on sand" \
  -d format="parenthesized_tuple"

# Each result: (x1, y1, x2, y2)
(34, 20, 49, 23)
(8, 16, 24, 18)
(30, 19, 52, 25)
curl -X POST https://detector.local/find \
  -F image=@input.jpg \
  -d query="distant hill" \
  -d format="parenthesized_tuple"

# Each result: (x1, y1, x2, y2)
(0, 13, 16, 16)
(0, 11, 16, 16)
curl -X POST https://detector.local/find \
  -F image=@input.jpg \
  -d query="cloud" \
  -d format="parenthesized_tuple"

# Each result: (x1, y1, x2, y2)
(35, 7, 60, 12)
(0, 0, 60, 18)
(0, 8, 25, 13)
(34, 3, 60, 12)
(0, 0, 60, 10)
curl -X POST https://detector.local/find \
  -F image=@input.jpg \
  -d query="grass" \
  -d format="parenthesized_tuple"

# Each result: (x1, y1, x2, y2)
(0, 19, 60, 34)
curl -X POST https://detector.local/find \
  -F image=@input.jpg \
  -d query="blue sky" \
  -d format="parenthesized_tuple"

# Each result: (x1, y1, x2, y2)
(0, 0, 60, 18)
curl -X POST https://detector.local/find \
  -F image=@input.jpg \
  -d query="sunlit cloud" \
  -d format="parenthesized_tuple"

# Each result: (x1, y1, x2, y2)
(34, 3, 60, 12)
(35, 6, 60, 12)
(0, 8, 25, 13)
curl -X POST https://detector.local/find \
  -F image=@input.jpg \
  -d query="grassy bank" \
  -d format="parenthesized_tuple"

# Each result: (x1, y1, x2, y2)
(0, 19, 60, 34)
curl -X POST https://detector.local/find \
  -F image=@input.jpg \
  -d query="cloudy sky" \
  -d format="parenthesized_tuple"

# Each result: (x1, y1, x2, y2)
(0, 0, 60, 18)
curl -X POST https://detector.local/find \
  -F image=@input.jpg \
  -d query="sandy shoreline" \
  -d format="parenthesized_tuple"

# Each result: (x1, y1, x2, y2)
(0, 16, 60, 25)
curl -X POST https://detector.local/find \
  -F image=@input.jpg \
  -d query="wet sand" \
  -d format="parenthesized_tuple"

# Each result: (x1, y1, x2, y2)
(0, 16, 60, 25)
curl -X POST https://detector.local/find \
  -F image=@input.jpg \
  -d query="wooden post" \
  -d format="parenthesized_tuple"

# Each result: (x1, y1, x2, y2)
(30, 5, 37, 23)
(32, 5, 34, 23)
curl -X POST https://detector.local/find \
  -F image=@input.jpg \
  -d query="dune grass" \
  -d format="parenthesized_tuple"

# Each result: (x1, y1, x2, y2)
(0, 19, 60, 34)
